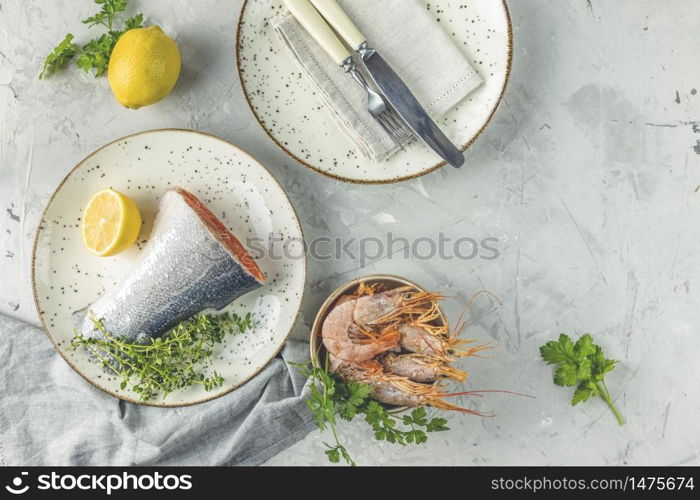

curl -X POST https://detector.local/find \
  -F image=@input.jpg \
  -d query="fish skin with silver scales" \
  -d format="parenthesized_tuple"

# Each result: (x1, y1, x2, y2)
(73, 187, 266, 343)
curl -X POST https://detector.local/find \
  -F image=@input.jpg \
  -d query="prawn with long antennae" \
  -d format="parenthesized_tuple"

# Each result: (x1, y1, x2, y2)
(330, 354, 495, 415)
(321, 286, 445, 363)
(351, 286, 441, 326)
(398, 324, 495, 360)
(379, 352, 467, 382)
(396, 297, 495, 360)
(322, 283, 531, 415)
(349, 287, 497, 360)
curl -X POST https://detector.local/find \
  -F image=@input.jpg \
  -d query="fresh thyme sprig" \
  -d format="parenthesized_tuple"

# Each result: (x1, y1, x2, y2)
(293, 355, 449, 466)
(71, 311, 252, 402)
(40, 0, 144, 78)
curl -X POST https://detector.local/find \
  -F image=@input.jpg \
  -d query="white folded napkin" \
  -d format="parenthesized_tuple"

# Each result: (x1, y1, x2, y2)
(273, 0, 483, 163)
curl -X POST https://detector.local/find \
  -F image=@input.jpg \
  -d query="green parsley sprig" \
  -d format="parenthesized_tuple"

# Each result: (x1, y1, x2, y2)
(293, 355, 449, 466)
(71, 311, 252, 402)
(40, 34, 81, 79)
(40, 0, 144, 79)
(540, 333, 624, 425)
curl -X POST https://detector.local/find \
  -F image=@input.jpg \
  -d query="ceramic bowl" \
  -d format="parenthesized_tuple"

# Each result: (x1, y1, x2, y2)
(309, 274, 446, 412)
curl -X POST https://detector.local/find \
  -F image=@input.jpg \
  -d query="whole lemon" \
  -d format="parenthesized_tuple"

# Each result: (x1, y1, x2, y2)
(108, 26, 181, 109)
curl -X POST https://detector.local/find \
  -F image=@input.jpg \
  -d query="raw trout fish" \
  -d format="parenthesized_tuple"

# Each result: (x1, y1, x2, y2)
(73, 187, 266, 343)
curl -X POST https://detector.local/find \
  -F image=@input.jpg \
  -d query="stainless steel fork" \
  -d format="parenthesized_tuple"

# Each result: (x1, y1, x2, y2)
(283, 0, 412, 148)
(341, 58, 411, 148)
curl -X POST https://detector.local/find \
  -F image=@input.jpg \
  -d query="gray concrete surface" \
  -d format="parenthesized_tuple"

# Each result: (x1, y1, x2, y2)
(1, 0, 699, 465)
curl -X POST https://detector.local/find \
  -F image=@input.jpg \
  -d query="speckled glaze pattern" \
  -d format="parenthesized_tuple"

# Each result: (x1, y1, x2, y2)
(32, 130, 306, 406)
(237, 0, 512, 183)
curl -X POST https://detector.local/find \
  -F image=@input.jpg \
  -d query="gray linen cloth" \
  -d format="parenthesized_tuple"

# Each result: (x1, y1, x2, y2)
(0, 313, 314, 466)
(273, 0, 483, 163)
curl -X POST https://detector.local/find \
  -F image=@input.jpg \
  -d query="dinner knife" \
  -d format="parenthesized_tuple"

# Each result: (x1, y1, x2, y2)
(307, 0, 465, 168)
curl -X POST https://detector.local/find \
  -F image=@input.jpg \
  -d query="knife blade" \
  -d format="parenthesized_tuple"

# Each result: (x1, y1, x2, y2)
(359, 46, 465, 168)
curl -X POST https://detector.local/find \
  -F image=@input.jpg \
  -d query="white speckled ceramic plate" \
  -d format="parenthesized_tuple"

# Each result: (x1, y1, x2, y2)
(236, 0, 512, 183)
(32, 129, 306, 407)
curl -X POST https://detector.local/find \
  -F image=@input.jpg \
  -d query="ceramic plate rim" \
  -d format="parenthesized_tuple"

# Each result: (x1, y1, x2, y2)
(31, 128, 307, 407)
(235, 0, 513, 184)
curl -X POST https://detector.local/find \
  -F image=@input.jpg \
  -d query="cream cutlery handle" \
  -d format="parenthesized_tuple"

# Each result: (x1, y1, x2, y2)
(309, 0, 367, 50)
(283, 0, 351, 65)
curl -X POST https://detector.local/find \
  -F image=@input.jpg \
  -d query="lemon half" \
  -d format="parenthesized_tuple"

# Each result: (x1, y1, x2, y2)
(108, 25, 181, 109)
(82, 189, 142, 257)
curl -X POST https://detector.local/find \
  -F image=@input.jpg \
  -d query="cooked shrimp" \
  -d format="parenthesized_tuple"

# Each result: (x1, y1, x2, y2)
(352, 287, 443, 327)
(331, 355, 492, 415)
(368, 379, 496, 415)
(379, 352, 467, 383)
(329, 354, 382, 378)
(322, 298, 400, 363)
(352, 288, 405, 326)
(398, 324, 493, 360)
(398, 324, 445, 355)
(323, 284, 529, 416)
